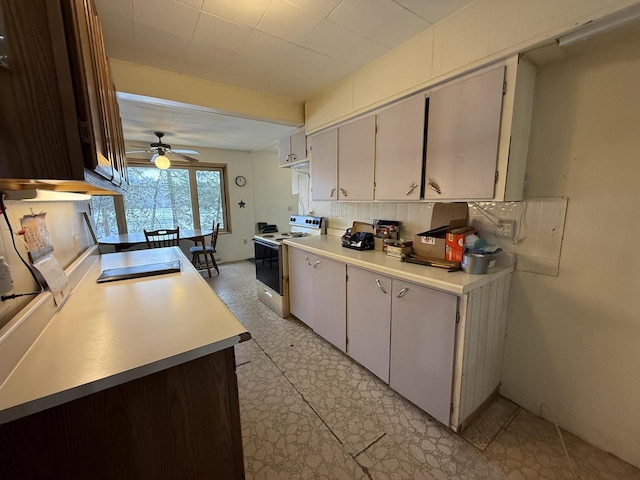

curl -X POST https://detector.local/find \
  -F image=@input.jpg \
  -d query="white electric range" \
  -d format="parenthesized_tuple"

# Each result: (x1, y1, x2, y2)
(253, 215, 326, 317)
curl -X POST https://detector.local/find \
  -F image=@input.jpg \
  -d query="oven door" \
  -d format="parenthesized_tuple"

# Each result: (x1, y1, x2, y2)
(253, 239, 283, 295)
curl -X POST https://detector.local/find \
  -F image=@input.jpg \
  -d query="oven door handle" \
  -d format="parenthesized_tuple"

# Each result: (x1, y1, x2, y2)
(253, 238, 280, 249)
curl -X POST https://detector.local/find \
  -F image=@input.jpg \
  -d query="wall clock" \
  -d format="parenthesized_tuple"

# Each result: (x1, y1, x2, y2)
(235, 175, 247, 187)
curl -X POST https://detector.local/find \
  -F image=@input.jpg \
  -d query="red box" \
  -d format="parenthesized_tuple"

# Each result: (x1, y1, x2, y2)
(445, 227, 475, 262)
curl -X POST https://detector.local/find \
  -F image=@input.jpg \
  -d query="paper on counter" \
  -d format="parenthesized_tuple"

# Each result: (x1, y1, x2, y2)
(33, 254, 70, 306)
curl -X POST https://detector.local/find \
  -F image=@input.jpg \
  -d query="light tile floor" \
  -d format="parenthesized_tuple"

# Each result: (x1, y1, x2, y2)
(207, 261, 640, 480)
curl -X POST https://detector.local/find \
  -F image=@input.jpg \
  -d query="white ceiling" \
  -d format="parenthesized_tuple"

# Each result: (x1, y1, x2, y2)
(119, 93, 297, 152)
(97, 0, 474, 151)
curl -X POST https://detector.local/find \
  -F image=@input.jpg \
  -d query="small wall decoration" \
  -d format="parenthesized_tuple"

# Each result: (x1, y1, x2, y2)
(238, 200, 246, 208)
(235, 175, 247, 187)
(20, 213, 54, 262)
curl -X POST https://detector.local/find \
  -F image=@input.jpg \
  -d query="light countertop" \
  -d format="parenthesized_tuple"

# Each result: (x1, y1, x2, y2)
(0, 247, 249, 425)
(283, 236, 513, 295)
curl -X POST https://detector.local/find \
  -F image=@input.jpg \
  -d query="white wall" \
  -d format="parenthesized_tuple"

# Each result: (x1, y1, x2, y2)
(0, 199, 93, 329)
(250, 150, 299, 232)
(500, 31, 640, 467)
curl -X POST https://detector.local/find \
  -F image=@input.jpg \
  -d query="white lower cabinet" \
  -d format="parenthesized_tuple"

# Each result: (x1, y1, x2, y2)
(312, 255, 347, 352)
(288, 247, 347, 352)
(289, 246, 512, 430)
(346, 267, 392, 382)
(289, 247, 315, 328)
(346, 267, 457, 425)
(389, 279, 458, 426)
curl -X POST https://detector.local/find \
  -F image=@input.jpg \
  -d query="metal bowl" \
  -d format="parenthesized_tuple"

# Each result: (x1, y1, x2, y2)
(461, 253, 488, 274)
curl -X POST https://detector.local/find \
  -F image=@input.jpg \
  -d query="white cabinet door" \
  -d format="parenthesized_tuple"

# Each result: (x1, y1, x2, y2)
(289, 129, 307, 163)
(288, 247, 314, 328)
(390, 280, 458, 425)
(338, 115, 375, 200)
(310, 128, 338, 200)
(346, 267, 392, 382)
(375, 94, 426, 200)
(312, 255, 347, 352)
(279, 129, 307, 165)
(424, 66, 505, 200)
(278, 136, 291, 165)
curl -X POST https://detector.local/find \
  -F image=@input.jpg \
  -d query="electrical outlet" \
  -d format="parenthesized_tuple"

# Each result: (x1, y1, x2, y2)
(243, 239, 247, 245)
(496, 220, 516, 239)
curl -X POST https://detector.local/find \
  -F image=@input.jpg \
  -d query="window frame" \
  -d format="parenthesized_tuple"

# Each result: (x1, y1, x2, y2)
(115, 160, 231, 235)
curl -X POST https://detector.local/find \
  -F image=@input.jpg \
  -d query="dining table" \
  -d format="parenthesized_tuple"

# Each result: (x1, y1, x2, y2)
(98, 228, 215, 277)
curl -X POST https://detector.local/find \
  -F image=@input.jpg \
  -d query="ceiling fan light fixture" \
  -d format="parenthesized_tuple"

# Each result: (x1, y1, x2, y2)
(154, 154, 170, 169)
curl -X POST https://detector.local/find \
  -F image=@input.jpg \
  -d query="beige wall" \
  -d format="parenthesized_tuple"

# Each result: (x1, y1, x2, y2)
(0, 199, 93, 329)
(306, 0, 640, 132)
(251, 150, 299, 233)
(500, 31, 640, 467)
(111, 60, 305, 127)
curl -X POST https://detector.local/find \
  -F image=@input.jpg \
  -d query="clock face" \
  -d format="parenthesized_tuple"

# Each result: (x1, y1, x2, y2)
(235, 175, 247, 187)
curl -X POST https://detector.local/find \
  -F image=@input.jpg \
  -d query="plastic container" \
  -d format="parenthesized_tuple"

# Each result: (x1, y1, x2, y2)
(461, 253, 488, 275)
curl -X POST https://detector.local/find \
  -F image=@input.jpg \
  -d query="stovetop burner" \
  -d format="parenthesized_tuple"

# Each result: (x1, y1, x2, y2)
(262, 234, 275, 238)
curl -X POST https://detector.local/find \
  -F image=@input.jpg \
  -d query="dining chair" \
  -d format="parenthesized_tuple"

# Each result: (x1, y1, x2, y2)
(190, 223, 220, 275)
(144, 227, 180, 248)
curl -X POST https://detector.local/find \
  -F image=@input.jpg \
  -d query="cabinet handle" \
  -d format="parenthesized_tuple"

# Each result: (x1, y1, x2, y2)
(305, 255, 312, 266)
(339, 187, 347, 197)
(397, 287, 409, 298)
(405, 183, 418, 196)
(427, 181, 442, 195)
(313, 260, 320, 268)
(376, 278, 387, 294)
(0, 27, 8, 69)
(330, 188, 336, 198)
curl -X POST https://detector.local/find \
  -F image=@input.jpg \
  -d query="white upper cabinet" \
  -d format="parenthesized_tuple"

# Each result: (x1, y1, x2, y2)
(307, 55, 535, 202)
(338, 116, 376, 201)
(279, 128, 307, 166)
(310, 128, 338, 200)
(375, 94, 426, 201)
(423, 57, 535, 201)
(424, 66, 505, 200)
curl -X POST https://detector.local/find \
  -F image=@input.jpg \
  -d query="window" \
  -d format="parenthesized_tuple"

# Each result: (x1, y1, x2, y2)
(91, 195, 118, 238)
(124, 167, 194, 231)
(91, 163, 229, 238)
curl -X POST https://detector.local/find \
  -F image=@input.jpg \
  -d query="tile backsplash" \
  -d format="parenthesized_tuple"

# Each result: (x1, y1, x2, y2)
(311, 198, 568, 277)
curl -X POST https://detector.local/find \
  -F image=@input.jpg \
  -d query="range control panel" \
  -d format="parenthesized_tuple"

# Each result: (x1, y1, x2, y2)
(289, 215, 325, 231)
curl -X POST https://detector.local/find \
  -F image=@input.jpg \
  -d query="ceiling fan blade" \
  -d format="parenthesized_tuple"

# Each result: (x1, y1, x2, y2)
(172, 149, 200, 155)
(126, 150, 151, 154)
(130, 144, 150, 149)
(170, 152, 199, 162)
(150, 153, 159, 163)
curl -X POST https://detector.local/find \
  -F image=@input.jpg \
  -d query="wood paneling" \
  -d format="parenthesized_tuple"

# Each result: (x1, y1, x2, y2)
(0, 0, 84, 179)
(0, 348, 245, 479)
(0, 0, 127, 191)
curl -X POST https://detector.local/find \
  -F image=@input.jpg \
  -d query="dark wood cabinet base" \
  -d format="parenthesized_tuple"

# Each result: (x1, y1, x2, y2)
(0, 348, 245, 479)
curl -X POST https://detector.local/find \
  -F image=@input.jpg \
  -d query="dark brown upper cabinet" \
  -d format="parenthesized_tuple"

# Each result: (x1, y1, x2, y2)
(0, 0, 127, 194)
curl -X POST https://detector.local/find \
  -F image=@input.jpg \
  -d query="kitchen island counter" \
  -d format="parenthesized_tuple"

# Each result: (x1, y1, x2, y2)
(284, 235, 513, 295)
(0, 246, 249, 479)
(0, 246, 249, 425)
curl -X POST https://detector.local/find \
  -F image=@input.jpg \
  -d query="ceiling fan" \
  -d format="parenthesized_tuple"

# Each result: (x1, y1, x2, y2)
(126, 131, 200, 169)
